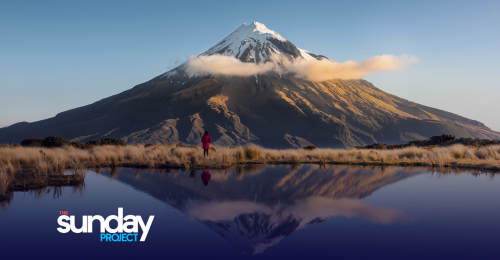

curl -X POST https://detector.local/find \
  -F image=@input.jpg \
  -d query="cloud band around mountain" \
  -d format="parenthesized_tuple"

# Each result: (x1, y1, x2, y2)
(186, 54, 275, 76)
(185, 54, 418, 81)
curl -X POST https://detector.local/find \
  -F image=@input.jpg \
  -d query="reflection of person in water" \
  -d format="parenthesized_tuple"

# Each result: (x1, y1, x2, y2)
(201, 131, 212, 157)
(201, 170, 211, 186)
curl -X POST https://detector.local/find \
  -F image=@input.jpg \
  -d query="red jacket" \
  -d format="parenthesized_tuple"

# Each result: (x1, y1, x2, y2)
(201, 134, 212, 149)
(201, 170, 211, 182)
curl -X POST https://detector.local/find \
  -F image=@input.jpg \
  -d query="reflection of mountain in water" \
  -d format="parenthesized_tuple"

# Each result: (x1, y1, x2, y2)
(98, 165, 422, 254)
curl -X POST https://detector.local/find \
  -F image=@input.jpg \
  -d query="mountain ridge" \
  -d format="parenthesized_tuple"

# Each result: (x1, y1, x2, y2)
(1, 22, 499, 147)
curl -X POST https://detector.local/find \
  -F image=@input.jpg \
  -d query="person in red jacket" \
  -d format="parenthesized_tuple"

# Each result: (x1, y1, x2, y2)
(201, 170, 211, 186)
(201, 131, 212, 157)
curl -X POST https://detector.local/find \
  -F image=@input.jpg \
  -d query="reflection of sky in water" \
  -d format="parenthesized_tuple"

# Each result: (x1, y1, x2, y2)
(0, 165, 499, 259)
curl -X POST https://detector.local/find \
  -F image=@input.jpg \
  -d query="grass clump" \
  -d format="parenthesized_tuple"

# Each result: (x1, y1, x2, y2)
(0, 169, 10, 196)
(244, 145, 261, 160)
(0, 142, 499, 174)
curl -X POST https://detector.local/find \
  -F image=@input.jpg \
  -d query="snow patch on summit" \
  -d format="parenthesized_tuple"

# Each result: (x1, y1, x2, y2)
(201, 22, 317, 63)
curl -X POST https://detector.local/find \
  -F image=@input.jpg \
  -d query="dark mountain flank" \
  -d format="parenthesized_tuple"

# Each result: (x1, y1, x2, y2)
(2, 22, 499, 147)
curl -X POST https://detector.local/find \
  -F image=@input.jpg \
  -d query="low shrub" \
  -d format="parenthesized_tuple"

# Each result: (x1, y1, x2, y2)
(359, 134, 500, 150)
(101, 138, 126, 146)
(70, 142, 92, 149)
(356, 143, 387, 150)
(303, 145, 317, 150)
(21, 138, 44, 147)
(86, 140, 101, 146)
(86, 138, 126, 147)
(42, 136, 69, 148)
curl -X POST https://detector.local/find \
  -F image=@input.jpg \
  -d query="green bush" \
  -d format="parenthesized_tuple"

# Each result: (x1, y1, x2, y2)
(86, 140, 101, 146)
(70, 142, 92, 149)
(42, 136, 69, 148)
(358, 134, 499, 150)
(101, 138, 126, 146)
(85, 138, 126, 147)
(21, 138, 44, 147)
(303, 145, 317, 150)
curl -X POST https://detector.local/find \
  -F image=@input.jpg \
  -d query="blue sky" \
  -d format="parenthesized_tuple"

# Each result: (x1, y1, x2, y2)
(1, 0, 499, 131)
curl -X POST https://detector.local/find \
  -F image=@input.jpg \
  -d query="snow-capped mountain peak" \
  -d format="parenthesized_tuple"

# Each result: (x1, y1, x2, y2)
(218, 22, 286, 42)
(201, 22, 321, 63)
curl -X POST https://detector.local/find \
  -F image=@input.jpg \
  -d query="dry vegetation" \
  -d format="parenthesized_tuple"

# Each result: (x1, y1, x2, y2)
(0, 143, 499, 174)
(1, 143, 499, 201)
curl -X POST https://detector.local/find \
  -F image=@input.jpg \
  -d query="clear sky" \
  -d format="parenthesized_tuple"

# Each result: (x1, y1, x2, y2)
(1, 0, 499, 131)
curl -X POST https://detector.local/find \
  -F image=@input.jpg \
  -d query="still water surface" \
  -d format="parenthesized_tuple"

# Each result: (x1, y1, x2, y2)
(1, 165, 499, 259)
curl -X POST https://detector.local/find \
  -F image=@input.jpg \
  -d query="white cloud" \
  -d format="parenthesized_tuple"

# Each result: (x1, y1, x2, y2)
(185, 54, 418, 81)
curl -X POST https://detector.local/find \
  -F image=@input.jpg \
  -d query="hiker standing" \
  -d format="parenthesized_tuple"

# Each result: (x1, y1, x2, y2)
(201, 131, 212, 157)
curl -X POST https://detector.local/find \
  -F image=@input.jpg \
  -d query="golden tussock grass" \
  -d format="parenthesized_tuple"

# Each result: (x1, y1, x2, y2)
(0, 169, 10, 195)
(0, 144, 499, 182)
